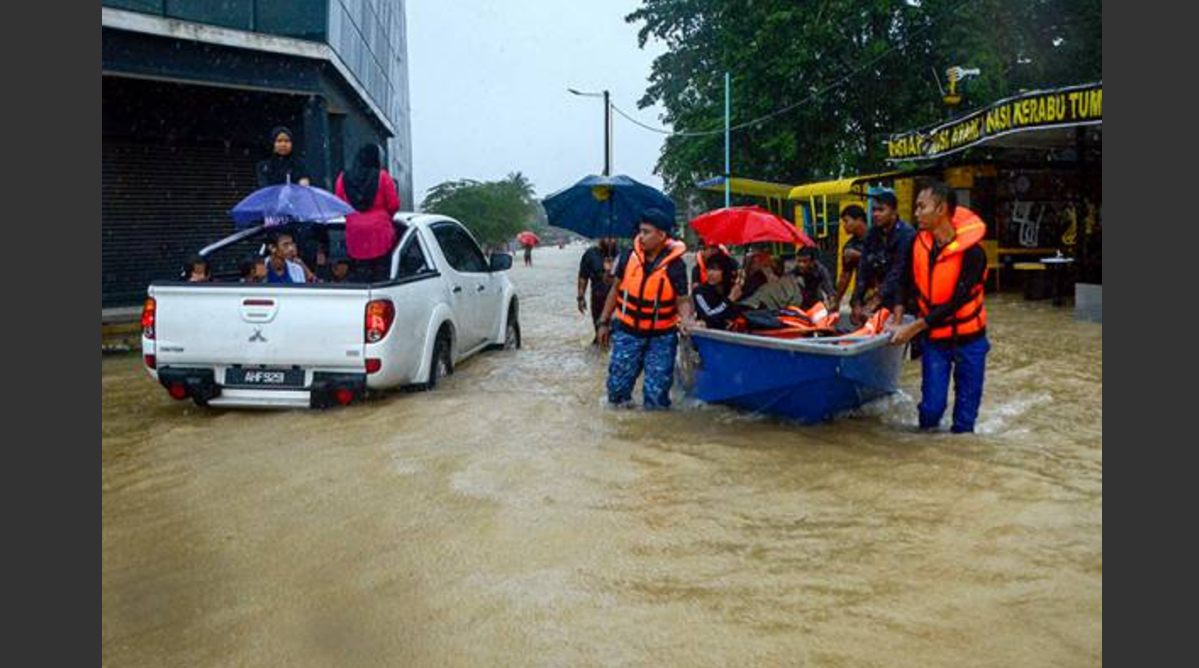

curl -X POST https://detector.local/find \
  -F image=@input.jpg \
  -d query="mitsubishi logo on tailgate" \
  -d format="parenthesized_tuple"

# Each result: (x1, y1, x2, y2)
(248, 328, 268, 343)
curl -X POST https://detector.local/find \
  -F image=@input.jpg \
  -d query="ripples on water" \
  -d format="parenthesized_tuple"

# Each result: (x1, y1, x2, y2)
(103, 247, 1101, 667)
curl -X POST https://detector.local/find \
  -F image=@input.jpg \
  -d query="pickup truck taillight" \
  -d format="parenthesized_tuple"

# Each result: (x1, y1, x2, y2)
(141, 297, 157, 340)
(365, 300, 396, 343)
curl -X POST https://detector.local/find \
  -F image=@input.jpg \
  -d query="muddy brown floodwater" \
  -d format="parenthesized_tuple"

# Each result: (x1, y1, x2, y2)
(103, 246, 1102, 668)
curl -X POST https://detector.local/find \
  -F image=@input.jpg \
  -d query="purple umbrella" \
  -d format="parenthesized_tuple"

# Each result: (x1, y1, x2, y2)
(230, 184, 356, 228)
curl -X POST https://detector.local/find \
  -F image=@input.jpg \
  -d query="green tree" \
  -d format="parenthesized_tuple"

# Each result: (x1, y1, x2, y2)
(626, 0, 1101, 197)
(420, 172, 545, 247)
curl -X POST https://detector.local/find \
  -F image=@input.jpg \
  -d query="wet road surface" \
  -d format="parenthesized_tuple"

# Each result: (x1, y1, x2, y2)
(103, 246, 1102, 667)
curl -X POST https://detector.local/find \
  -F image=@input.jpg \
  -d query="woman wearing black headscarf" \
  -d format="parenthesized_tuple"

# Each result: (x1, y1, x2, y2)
(335, 144, 401, 282)
(256, 126, 325, 271)
(256, 126, 310, 187)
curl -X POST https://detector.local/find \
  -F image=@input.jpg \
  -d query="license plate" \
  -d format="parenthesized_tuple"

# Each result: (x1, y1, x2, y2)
(225, 368, 305, 388)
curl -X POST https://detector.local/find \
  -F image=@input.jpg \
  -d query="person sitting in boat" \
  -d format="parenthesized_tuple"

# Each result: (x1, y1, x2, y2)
(739, 248, 777, 299)
(737, 254, 804, 312)
(793, 246, 837, 310)
(692, 261, 743, 330)
(691, 240, 739, 296)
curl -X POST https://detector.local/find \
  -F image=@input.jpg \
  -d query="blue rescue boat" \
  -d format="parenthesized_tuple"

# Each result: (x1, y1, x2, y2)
(684, 328, 907, 423)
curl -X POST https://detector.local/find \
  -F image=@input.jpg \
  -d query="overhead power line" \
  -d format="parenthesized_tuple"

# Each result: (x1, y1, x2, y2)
(611, 0, 980, 138)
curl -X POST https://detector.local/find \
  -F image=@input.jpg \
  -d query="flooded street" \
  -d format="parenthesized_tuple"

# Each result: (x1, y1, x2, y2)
(102, 247, 1102, 667)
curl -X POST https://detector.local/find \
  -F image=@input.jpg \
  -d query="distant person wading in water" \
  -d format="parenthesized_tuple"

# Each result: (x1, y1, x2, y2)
(578, 237, 618, 344)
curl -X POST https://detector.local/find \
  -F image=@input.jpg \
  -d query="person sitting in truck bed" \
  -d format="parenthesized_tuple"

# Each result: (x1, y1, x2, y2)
(329, 258, 352, 283)
(239, 256, 266, 283)
(185, 256, 211, 283)
(283, 235, 319, 282)
(264, 232, 309, 284)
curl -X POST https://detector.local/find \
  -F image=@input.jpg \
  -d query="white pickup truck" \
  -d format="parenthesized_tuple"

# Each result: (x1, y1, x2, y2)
(141, 213, 520, 408)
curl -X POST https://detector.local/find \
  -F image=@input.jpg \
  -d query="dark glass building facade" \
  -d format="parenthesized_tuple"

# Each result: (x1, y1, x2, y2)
(102, 0, 412, 308)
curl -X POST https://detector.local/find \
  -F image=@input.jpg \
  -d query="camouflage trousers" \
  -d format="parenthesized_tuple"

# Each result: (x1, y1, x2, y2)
(607, 326, 678, 410)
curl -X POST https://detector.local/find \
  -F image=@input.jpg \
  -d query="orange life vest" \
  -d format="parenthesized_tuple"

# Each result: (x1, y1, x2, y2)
(841, 308, 892, 341)
(912, 206, 988, 340)
(616, 238, 688, 333)
(745, 302, 841, 339)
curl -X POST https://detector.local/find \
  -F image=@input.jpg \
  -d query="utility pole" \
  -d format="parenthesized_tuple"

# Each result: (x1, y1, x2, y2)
(569, 88, 613, 176)
(603, 90, 612, 176)
(724, 72, 731, 208)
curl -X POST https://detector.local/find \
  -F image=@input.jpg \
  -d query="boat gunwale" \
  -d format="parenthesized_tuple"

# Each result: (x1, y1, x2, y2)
(687, 328, 897, 357)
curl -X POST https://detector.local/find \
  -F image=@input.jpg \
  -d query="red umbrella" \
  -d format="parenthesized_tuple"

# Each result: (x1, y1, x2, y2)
(688, 206, 814, 247)
(516, 231, 540, 246)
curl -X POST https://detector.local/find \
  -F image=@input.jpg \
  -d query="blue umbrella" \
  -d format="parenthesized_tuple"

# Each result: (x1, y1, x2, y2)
(542, 174, 675, 238)
(230, 184, 356, 229)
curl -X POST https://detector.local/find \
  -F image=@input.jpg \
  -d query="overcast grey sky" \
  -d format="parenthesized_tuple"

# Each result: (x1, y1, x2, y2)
(406, 0, 669, 204)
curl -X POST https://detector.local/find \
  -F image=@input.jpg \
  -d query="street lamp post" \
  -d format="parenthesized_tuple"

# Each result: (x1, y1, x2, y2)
(724, 71, 731, 208)
(568, 88, 612, 176)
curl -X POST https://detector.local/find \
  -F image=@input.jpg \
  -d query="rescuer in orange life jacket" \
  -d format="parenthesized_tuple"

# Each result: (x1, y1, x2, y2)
(890, 181, 990, 434)
(597, 208, 695, 410)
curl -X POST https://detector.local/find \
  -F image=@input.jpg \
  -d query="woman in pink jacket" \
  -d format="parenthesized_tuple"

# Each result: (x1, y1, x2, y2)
(335, 144, 401, 282)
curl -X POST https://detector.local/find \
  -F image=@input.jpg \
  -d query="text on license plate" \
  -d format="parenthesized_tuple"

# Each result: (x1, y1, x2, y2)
(227, 368, 305, 386)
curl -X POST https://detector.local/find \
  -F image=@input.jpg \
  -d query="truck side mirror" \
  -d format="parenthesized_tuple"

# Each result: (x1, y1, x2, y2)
(489, 253, 513, 272)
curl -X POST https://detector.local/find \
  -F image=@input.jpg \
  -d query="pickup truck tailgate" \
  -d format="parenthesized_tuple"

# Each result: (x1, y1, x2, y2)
(151, 285, 369, 370)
